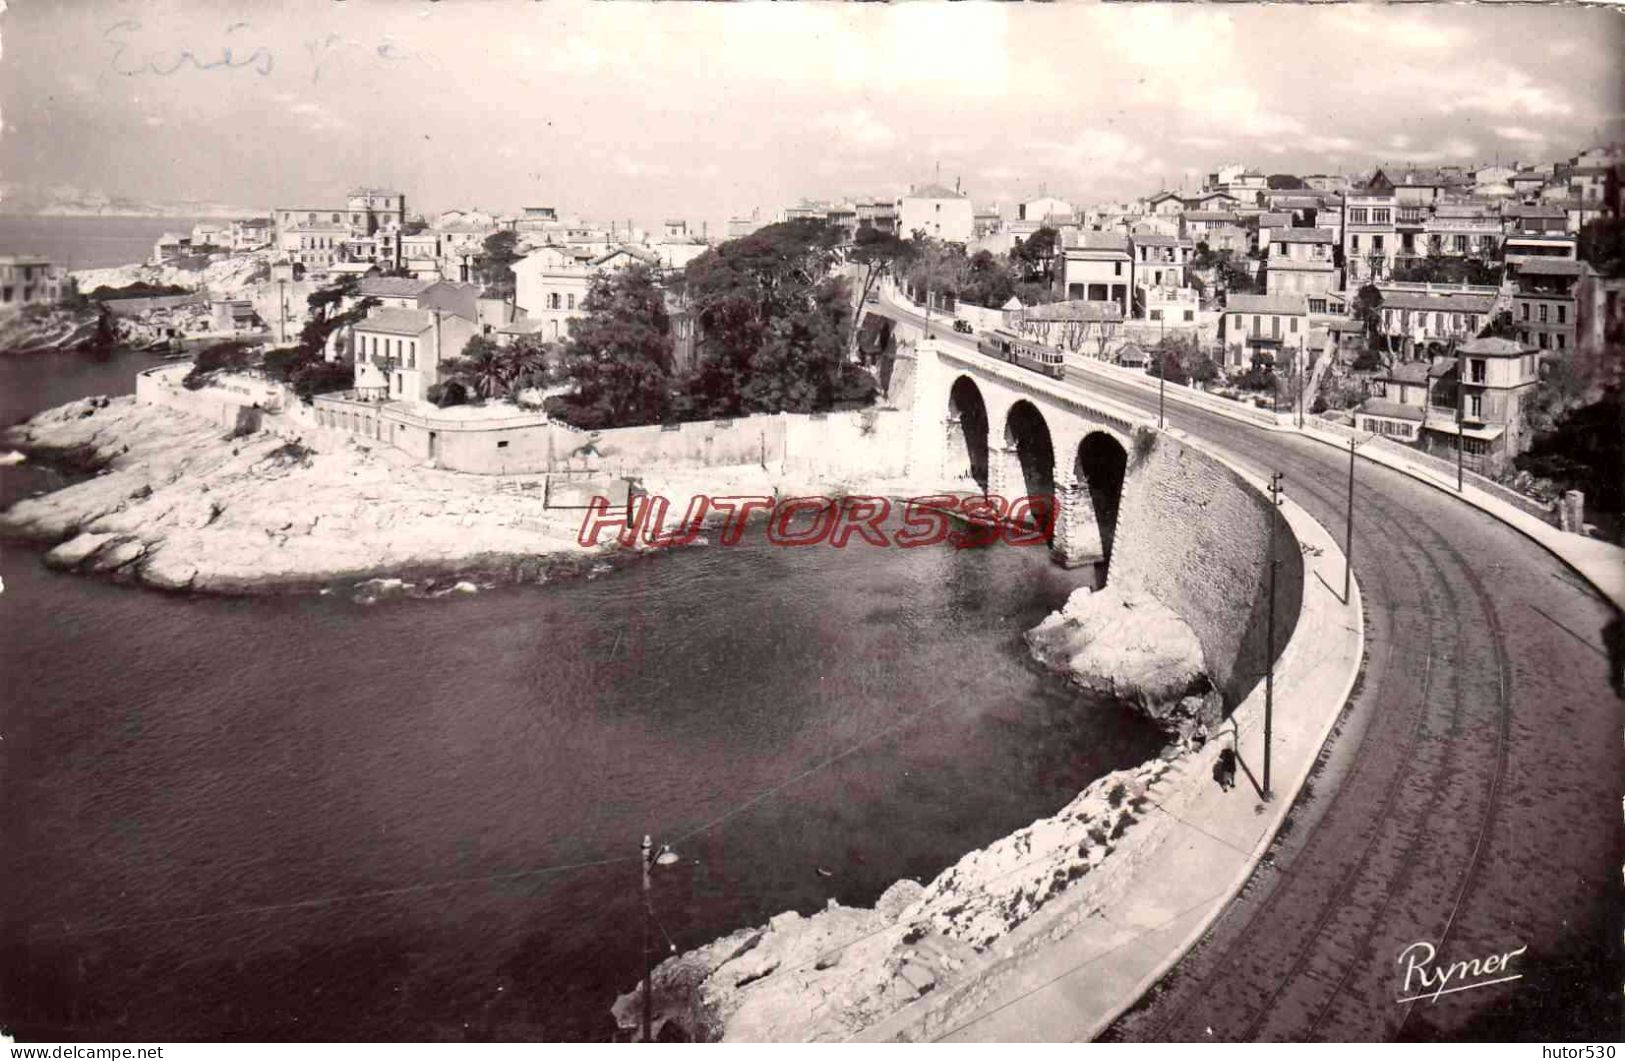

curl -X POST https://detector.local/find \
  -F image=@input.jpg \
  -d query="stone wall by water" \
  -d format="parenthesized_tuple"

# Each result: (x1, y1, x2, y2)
(136, 364, 913, 479)
(1108, 429, 1304, 708)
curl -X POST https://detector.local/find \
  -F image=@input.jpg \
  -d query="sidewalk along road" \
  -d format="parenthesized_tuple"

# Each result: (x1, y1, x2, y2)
(882, 295, 1624, 1041)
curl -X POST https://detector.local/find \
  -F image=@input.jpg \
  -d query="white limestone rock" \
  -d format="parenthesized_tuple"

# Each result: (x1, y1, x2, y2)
(1026, 583, 1206, 707)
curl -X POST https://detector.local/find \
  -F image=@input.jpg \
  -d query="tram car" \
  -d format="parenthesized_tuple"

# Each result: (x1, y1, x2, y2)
(975, 327, 1066, 380)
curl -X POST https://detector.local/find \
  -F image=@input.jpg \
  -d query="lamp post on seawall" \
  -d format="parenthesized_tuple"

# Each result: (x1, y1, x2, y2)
(639, 835, 681, 1043)
(1345, 437, 1357, 605)
(1263, 471, 1284, 802)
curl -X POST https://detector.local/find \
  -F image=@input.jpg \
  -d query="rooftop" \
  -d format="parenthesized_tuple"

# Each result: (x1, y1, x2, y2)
(1272, 228, 1336, 245)
(1184, 210, 1241, 223)
(355, 306, 435, 336)
(357, 276, 435, 299)
(1379, 291, 1496, 313)
(905, 183, 968, 200)
(1225, 293, 1308, 315)
(1379, 361, 1431, 385)
(1358, 397, 1425, 422)
(1133, 233, 1191, 248)
(1066, 231, 1130, 253)
(1021, 299, 1123, 322)
(1518, 259, 1586, 277)
(1458, 336, 1532, 357)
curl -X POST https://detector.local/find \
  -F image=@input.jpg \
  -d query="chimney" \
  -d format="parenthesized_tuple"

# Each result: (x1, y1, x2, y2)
(955, 176, 961, 195)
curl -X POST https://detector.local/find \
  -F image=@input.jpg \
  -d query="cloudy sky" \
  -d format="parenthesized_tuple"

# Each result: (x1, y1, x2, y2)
(2, 1, 1621, 228)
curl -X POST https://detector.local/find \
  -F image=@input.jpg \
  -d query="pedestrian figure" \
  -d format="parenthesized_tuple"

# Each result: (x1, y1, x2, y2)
(1215, 747, 1238, 791)
(1192, 721, 1210, 752)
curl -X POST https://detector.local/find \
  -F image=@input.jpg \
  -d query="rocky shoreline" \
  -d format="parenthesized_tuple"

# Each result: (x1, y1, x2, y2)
(0, 396, 908, 598)
(612, 755, 1178, 1042)
(609, 570, 1223, 1042)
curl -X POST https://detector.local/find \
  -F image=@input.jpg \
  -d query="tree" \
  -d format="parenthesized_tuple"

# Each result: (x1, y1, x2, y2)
(548, 263, 674, 428)
(1578, 217, 1625, 279)
(300, 277, 378, 356)
(846, 226, 914, 361)
(1266, 175, 1308, 190)
(1390, 254, 1500, 286)
(501, 335, 552, 391)
(426, 380, 469, 408)
(1147, 342, 1191, 385)
(289, 360, 355, 401)
(1353, 284, 1384, 350)
(1012, 226, 1059, 283)
(182, 340, 257, 390)
(679, 219, 871, 419)
(447, 335, 512, 400)
(1478, 310, 1517, 340)
(475, 230, 523, 298)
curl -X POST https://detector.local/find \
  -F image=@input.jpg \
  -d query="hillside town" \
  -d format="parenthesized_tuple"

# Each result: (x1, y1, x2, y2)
(5, 141, 1620, 534)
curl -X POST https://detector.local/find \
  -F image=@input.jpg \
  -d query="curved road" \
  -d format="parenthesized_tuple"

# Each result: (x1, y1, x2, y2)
(886, 302, 1623, 1041)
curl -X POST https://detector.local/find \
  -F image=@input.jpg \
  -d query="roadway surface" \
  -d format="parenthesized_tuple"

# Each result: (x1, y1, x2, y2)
(884, 298, 1624, 1042)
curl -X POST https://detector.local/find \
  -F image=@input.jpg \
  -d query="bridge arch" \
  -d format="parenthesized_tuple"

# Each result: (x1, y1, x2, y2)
(1000, 400, 1057, 536)
(946, 375, 990, 493)
(1070, 431, 1129, 569)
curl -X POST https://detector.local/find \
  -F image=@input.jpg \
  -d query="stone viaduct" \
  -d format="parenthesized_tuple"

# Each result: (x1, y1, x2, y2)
(900, 336, 1304, 708)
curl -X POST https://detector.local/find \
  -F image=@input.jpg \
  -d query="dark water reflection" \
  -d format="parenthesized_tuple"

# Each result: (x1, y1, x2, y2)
(0, 350, 1162, 1041)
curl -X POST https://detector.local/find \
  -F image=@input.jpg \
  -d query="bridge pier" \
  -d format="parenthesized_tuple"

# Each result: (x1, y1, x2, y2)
(1051, 477, 1106, 569)
(987, 443, 1023, 502)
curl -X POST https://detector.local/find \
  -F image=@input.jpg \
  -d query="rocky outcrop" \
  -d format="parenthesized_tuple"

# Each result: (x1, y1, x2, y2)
(0, 397, 616, 593)
(0, 306, 103, 353)
(2, 396, 904, 596)
(1026, 584, 1209, 712)
(612, 758, 1171, 1042)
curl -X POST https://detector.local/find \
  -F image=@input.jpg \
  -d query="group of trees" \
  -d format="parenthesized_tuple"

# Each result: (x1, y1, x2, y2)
(428, 335, 557, 407)
(540, 220, 881, 430)
(1144, 334, 1219, 386)
(899, 232, 1057, 313)
(1389, 254, 1500, 286)
(474, 230, 523, 299)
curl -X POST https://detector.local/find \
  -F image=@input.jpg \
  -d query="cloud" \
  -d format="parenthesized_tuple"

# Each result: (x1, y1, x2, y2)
(820, 108, 895, 150)
(1494, 125, 1547, 145)
(144, 115, 165, 127)
(1437, 69, 1575, 119)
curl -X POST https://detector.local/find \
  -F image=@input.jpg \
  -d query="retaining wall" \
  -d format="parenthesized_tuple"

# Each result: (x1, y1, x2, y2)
(136, 365, 912, 481)
(1111, 429, 1305, 708)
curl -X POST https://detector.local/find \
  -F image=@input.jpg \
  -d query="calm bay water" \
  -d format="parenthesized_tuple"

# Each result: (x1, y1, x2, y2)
(0, 215, 215, 271)
(0, 348, 1162, 1041)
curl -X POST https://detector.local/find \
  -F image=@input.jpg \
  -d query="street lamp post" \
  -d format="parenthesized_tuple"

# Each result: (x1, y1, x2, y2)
(639, 835, 680, 1043)
(1344, 436, 1357, 605)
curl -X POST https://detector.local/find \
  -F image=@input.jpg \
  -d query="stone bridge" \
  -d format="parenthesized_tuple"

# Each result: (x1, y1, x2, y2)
(901, 336, 1302, 708)
(909, 340, 1154, 572)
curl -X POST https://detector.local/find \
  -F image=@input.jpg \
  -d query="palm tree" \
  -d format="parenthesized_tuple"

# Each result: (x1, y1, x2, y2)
(501, 339, 549, 391)
(461, 341, 509, 400)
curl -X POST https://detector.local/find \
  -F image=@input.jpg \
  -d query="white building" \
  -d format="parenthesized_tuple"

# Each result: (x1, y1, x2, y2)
(898, 182, 975, 244)
(350, 307, 479, 405)
(512, 243, 661, 341)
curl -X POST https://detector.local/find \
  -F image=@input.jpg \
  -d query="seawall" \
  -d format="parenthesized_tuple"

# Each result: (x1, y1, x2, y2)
(1108, 429, 1304, 708)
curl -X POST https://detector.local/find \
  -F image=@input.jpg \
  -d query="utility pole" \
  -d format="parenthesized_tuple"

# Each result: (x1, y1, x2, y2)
(641, 835, 653, 1044)
(278, 278, 288, 345)
(1264, 471, 1284, 802)
(1344, 437, 1357, 604)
